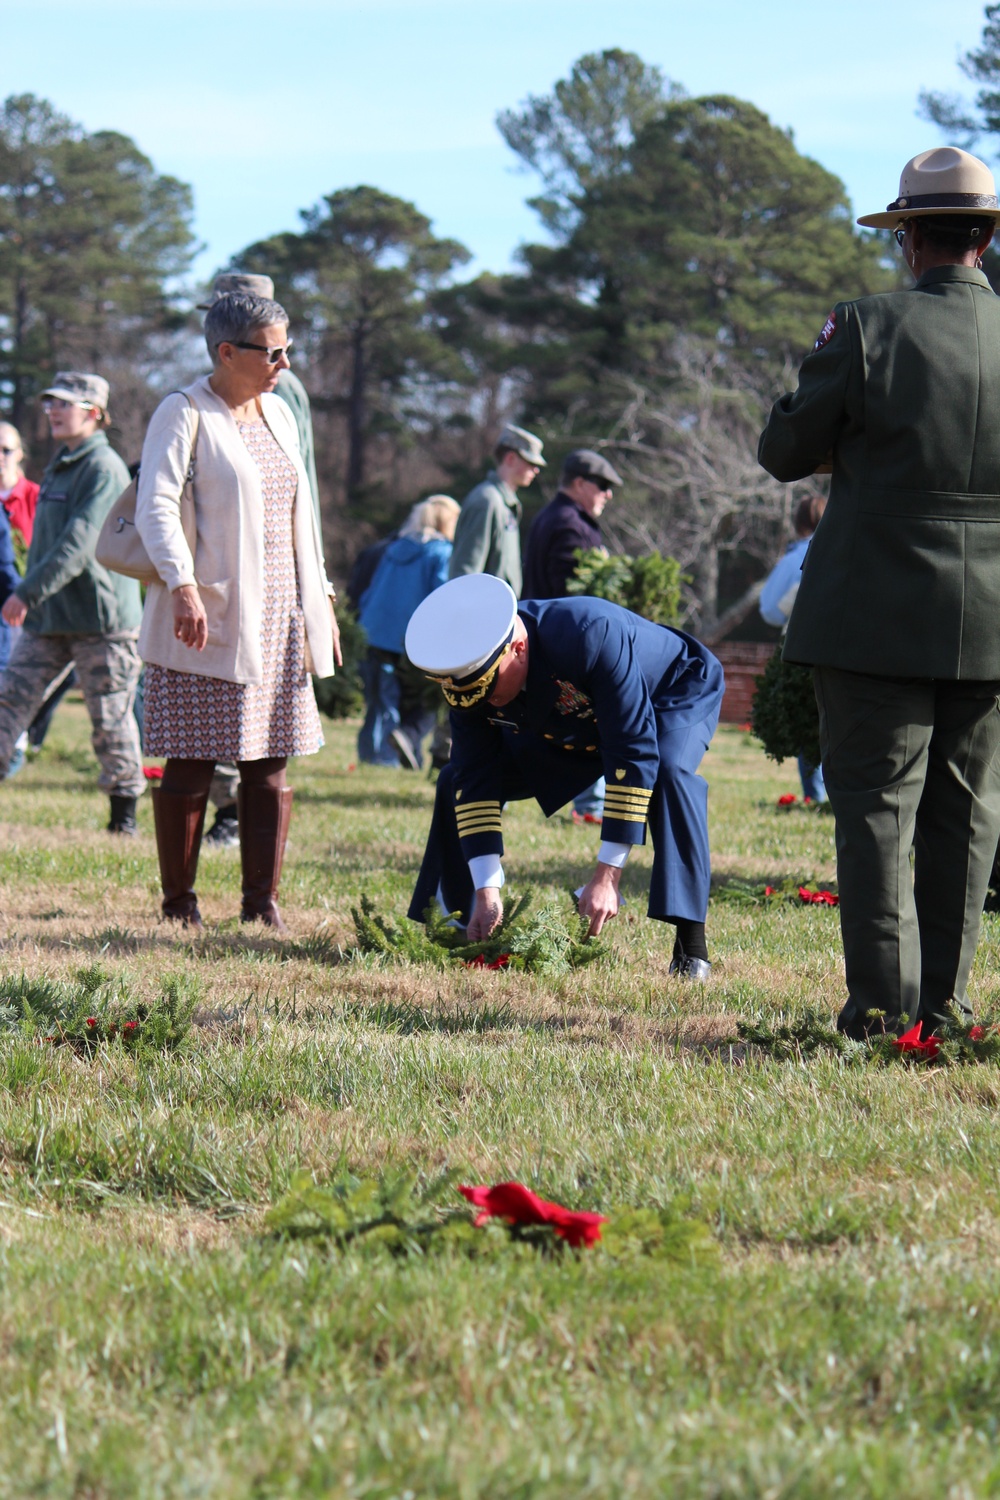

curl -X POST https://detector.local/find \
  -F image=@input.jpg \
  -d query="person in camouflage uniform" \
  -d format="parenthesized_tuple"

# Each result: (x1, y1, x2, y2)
(0, 373, 145, 833)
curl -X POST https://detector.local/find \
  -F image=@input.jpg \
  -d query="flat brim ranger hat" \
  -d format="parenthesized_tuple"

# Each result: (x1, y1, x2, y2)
(405, 575, 518, 710)
(857, 146, 999, 229)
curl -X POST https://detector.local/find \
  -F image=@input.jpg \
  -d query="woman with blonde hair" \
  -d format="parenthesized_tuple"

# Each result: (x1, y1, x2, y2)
(357, 494, 459, 769)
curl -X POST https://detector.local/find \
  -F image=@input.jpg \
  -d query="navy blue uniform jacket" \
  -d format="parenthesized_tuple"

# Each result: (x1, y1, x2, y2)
(522, 492, 603, 599)
(448, 597, 723, 860)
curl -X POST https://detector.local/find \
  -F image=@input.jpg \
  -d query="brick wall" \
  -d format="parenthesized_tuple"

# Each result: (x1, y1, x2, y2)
(713, 641, 776, 725)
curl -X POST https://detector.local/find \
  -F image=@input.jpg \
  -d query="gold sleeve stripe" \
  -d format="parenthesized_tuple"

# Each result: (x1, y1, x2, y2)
(457, 823, 504, 837)
(603, 813, 647, 825)
(605, 786, 653, 800)
(453, 799, 502, 813)
(456, 811, 504, 827)
(604, 796, 653, 813)
(604, 791, 654, 806)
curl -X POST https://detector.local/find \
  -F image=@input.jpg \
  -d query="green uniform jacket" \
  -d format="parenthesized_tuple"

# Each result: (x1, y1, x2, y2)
(448, 470, 522, 597)
(275, 369, 321, 529)
(758, 265, 1000, 678)
(18, 432, 142, 636)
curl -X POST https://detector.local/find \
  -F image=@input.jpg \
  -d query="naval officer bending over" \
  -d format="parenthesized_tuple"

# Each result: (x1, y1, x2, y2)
(405, 575, 725, 978)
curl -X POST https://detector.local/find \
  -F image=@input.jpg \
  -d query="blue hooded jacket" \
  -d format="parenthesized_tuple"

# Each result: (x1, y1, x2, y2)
(359, 534, 452, 653)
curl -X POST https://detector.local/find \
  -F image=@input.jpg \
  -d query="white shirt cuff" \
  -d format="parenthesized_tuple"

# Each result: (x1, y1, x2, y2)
(469, 854, 505, 890)
(597, 841, 631, 869)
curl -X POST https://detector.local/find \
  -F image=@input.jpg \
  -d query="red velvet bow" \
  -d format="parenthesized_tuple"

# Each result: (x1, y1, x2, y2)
(458, 1182, 608, 1248)
(892, 1021, 940, 1059)
(777, 794, 797, 805)
(464, 953, 511, 970)
(799, 886, 839, 907)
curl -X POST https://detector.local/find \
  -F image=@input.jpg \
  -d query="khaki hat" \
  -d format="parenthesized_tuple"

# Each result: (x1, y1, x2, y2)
(857, 147, 999, 229)
(40, 372, 110, 411)
(562, 449, 623, 488)
(405, 575, 518, 710)
(497, 423, 546, 467)
(196, 272, 275, 310)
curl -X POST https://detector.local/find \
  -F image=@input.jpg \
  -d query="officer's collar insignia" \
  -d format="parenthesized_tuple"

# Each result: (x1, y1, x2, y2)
(428, 632, 515, 710)
(614, 768, 626, 781)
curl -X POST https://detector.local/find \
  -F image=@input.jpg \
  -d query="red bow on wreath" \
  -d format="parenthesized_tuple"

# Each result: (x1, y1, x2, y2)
(458, 1182, 608, 1248)
(892, 1021, 940, 1059)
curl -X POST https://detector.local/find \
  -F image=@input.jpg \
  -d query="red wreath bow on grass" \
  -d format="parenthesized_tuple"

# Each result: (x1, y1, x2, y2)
(458, 1182, 608, 1248)
(464, 953, 511, 970)
(142, 765, 163, 781)
(763, 885, 839, 907)
(893, 1021, 941, 1059)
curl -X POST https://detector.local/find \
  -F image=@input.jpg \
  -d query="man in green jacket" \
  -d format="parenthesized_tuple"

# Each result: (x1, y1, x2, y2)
(758, 147, 1000, 1041)
(0, 372, 145, 832)
(448, 424, 545, 597)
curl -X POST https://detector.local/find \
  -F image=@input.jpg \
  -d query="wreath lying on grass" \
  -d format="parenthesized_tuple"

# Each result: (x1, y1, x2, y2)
(350, 890, 607, 977)
(0, 966, 199, 1055)
(714, 878, 839, 908)
(735, 1006, 1000, 1067)
(265, 1169, 715, 1262)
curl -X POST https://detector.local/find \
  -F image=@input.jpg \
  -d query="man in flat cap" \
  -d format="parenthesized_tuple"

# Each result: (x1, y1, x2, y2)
(759, 146, 1000, 1040)
(405, 574, 724, 977)
(523, 448, 624, 823)
(523, 449, 622, 600)
(448, 424, 545, 597)
(197, 272, 323, 846)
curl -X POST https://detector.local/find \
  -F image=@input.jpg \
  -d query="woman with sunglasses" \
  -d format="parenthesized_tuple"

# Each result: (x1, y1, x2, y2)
(136, 291, 341, 933)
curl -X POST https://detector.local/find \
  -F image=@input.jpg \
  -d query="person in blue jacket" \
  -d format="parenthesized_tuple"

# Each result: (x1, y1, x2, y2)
(357, 495, 459, 769)
(405, 575, 725, 978)
(758, 494, 827, 802)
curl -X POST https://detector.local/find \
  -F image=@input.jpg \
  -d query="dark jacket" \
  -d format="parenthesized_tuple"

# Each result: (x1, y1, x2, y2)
(446, 597, 723, 860)
(522, 491, 603, 599)
(18, 432, 141, 636)
(759, 264, 1000, 678)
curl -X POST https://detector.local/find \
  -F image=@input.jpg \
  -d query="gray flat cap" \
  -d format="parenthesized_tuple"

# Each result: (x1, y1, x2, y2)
(41, 372, 110, 411)
(197, 272, 275, 310)
(562, 449, 624, 488)
(497, 423, 545, 466)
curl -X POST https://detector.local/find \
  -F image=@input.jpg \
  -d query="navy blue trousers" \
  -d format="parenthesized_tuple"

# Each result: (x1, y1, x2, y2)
(408, 709, 718, 926)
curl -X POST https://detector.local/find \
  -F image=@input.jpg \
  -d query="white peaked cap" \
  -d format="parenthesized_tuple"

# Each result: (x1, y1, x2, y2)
(405, 575, 518, 679)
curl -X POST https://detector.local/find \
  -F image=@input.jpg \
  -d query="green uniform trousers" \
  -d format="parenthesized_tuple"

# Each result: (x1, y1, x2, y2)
(814, 667, 1000, 1033)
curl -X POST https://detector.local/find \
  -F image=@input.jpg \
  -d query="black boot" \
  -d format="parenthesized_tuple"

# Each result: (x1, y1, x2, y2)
(204, 802, 240, 848)
(108, 794, 138, 836)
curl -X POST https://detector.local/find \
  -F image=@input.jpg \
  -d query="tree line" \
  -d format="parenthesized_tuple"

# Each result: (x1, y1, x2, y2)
(6, 38, 960, 634)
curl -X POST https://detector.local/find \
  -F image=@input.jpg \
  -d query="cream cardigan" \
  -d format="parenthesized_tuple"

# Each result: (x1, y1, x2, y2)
(135, 375, 334, 684)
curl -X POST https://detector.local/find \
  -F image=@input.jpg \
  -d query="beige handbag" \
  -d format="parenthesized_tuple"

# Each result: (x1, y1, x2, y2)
(96, 393, 199, 585)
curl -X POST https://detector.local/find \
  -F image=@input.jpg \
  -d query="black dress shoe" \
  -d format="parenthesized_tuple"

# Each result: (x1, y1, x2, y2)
(204, 804, 240, 848)
(668, 954, 712, 981)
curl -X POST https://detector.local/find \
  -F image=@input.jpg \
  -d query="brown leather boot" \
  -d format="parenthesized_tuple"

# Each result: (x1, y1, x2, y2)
(152, 787, 208, 930)
(238, 784, 293, 934)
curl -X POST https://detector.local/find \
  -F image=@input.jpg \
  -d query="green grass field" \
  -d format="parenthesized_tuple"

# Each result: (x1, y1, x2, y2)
(3, 696, 1000, 1498)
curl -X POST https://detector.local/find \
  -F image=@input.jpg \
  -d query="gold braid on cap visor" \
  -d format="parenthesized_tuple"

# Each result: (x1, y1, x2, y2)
(429, 641, 513, 710)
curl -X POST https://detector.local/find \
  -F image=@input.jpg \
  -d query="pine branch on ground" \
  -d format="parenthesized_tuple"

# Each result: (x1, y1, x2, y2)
(350, 890, 608, 976)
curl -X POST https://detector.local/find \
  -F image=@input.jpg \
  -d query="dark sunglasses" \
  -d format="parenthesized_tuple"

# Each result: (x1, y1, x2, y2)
(894, 228, 907, 247)
(231, 339, 293, 364)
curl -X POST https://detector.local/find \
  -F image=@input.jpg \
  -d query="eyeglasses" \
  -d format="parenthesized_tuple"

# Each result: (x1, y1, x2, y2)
(894, 228, 907, 247)
(41, 398, 95, 412)
(230, 340, 293, 364)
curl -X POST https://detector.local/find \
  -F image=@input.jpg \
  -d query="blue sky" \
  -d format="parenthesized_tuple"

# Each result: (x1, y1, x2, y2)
(5, 0, 992, 285)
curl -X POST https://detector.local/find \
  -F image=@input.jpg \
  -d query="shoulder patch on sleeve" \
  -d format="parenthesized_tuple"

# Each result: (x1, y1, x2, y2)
(813, 311, 837, 351)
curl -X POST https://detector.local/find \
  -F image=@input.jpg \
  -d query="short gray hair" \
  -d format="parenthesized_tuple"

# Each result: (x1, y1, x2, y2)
(204, 291, 288, 363)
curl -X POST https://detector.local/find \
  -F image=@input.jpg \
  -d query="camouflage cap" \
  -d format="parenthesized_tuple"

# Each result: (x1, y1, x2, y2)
(497, 423, 545, 466)
(40, 372, 110, 411)
(196, 272, 275, 310)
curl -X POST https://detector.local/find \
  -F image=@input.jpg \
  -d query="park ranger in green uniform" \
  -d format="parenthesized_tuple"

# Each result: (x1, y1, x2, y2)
(758, 146, 1000, 1041)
